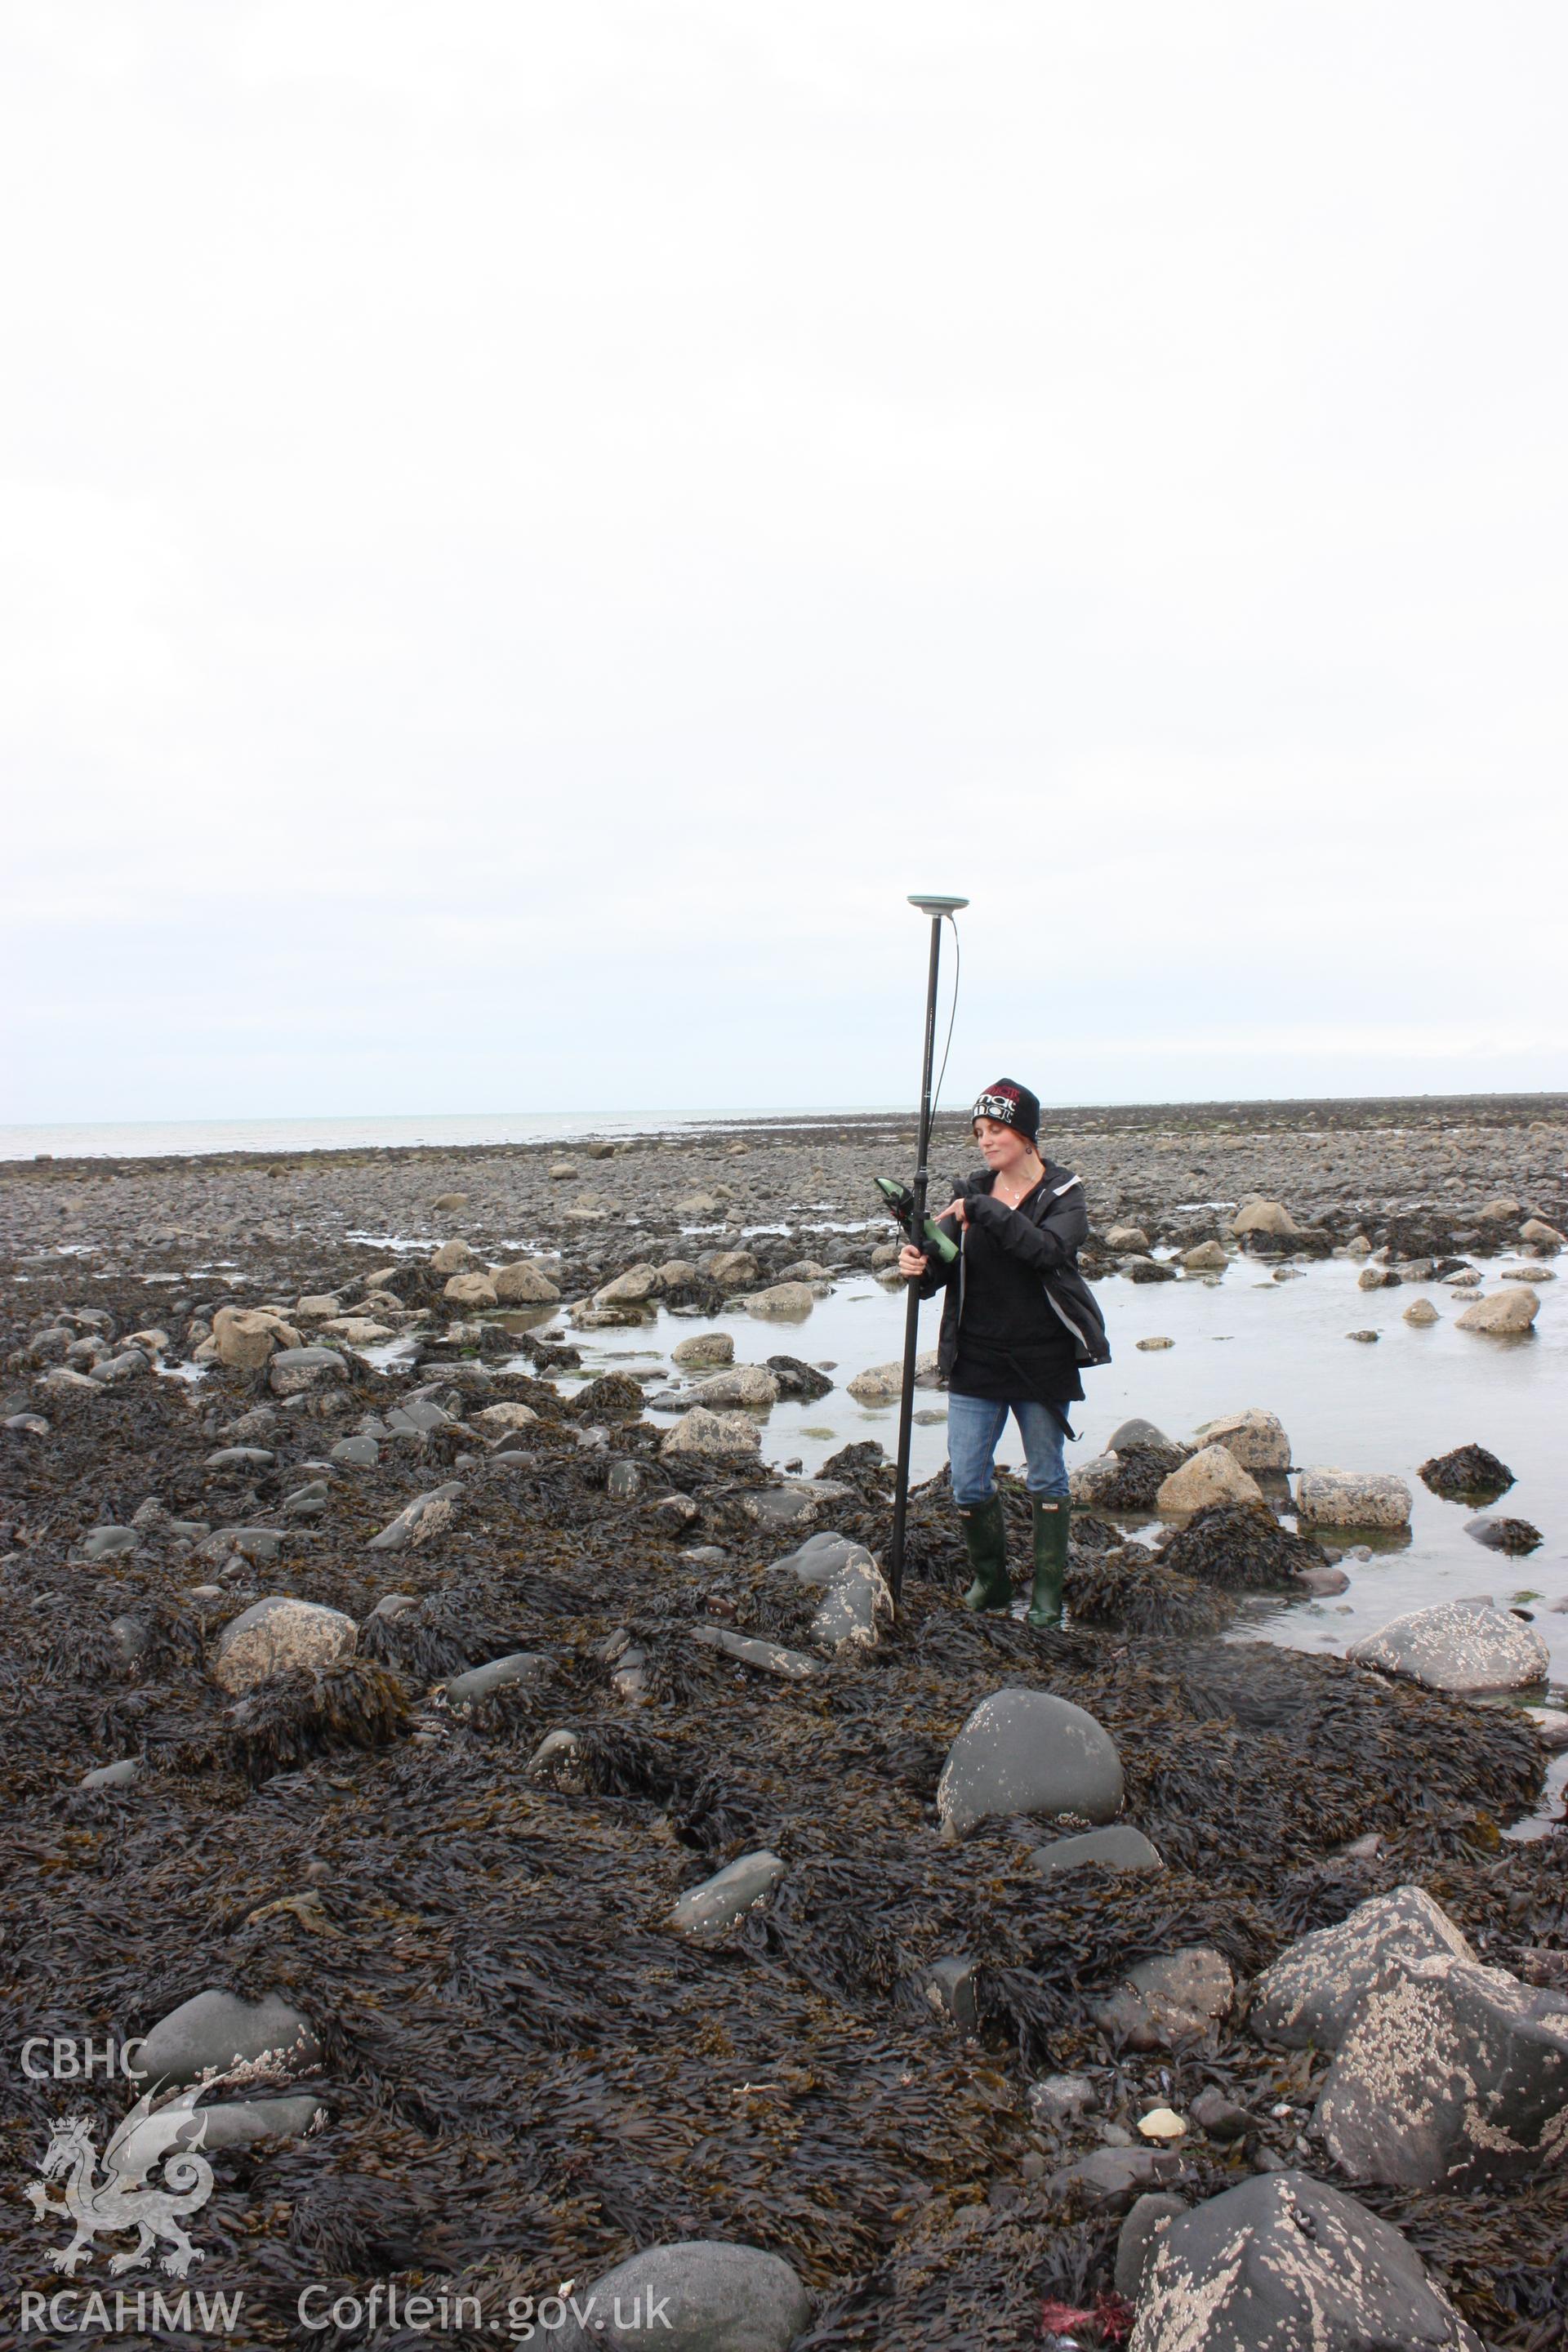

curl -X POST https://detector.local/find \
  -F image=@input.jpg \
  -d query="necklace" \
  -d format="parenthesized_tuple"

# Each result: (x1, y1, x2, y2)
(996, 1163, 1042, 1208)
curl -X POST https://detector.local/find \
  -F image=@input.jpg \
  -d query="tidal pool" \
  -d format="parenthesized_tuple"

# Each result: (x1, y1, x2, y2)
(550, 1256, 1567, 1699)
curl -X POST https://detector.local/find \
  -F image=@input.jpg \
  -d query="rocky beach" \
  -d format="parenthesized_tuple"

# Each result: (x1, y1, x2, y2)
(2, 1092, 1566, 2349)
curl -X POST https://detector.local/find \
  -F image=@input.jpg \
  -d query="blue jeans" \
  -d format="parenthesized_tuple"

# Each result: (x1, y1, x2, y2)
(947, 1392, 1069, 1507)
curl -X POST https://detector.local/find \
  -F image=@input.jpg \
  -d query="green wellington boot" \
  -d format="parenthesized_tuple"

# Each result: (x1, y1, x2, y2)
(1027, 1497, 1069, 1628)
(957, 1493, 1013, 1613)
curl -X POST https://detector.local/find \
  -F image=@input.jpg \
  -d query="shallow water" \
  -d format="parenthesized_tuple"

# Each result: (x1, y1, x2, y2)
(0, 1105, 880, 1161)
(550, 1257, 1568, 1701)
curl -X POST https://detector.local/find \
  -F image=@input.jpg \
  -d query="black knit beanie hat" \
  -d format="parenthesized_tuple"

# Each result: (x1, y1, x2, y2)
(971, 1079, 1040, 1143)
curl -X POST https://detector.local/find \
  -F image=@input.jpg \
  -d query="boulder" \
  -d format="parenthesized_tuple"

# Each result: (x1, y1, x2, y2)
(671, 1332, 733, 1369)
(1181, 1240, 1229, 1272)
(1317, 1951, 1568, 2187)
(213, 1596, 357, 1692)
(1107, 1417, 1174, 1453)
(80, 1758, 141, 1789)
(444, 1272, 498, 1309)
(136, 1988, 323, 2087)
(669, 1851, 786, 1940)
(1477, 1196, 1521, 1223)
(1419, 1443, 1514, 1499)
(553, 2241, 811, 2352)
(492, 1259, 561, 1303)
(1129, 2172, 1482, 2352)
(1359, 1264, 1401, 1290)
(772, 1531, 892, 1650)
(443, 1653, 556, 1705)
(1520, 1218, 1564, 1250)
(1115, 2194, 1190, 2301)
(764, 1353, 833, 1401)
(1250, 1886, 1474, 2050)
(431, 1191, 468, 1211)
(1093, 1947, 1234, 2049)
(1404, 1298, 1441, 1325)
(1155, 1446, 1263, 1515)
(706, 1249, 760, 1289)
(1033, 1825, 1164, 1878)
(690, 1628, 820, 1680)
(690, 1365, 780, 1408)
(294, 1294, 341, 1320)
(936, 1687, 1123, 1840)
(267, 1346, 349, 1397)
(1294, 1468, 1412, 1529)
(674, 1191, 720, 1215)
(474, 1401, 540, 1433)
(661, 1407, 760, 1460)
(1106, 1225, 1152, 1252)
(368, 1483, 464, 1550)
(1230, 1199, 1300, 1240)
(212, 1307, 301, 1370)
(1049, 2147, 1178, 2208)
(595, 1266, 659, 1307)
(746, 1282, 817, 1319)
(1456, 1286, 1539, 1334)
(1192, 1409, 1290, 1472)
(1348, 1599, 1548, 1692)
(847, 1349, 941, 1405)
(430, 1239, 477, 1273)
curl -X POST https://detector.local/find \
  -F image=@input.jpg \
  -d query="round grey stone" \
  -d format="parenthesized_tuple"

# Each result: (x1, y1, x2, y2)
(554, 2241, 811, 2351)
(936, 1687, 1123, 1840)
(1033, 1824, 1164, 1878)
(136, 1988, 322, 2088)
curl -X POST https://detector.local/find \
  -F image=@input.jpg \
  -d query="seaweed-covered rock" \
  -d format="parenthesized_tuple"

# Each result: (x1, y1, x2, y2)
(1464, 1515, 1543, 1556)
(213, 1596, 358, 1692)
(268, 1345, 349, 1397)
(136, 1988, 322, 2087)
(1250, 1885, 1474, 2051)
(1155, 1503, 1325, 1590)
(936, 1687, 1123, 1840)
(555, 2240, 811, 2351)
(1348, 1600, 1549, 1692)
(1316, 1952, 1568, 2187)
(1093, 1946, 1233, 2048)
(1065, 1546, 1232, 1637)
(1071, 1445, 1187, 1510)
(1129, 2171, 1482, 2351)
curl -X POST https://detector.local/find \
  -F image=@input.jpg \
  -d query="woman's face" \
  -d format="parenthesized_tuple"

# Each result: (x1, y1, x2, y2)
(973, 1117, 1036, 1176)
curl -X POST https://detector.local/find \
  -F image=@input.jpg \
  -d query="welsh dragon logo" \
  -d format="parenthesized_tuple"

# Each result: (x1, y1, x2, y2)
(26, 2082, 217, 2277)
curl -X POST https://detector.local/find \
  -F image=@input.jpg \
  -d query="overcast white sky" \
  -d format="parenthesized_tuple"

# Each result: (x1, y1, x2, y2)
(4, 2, 1566, 1126)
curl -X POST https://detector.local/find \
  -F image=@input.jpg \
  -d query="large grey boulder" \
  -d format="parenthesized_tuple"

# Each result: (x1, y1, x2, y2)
(267, 1345, 349, 1397)
(213, 1597, 357, 1692)
(1094, 1948, 1234, 2048)
(936, 1687, 1123, 1840)
(1295, 1468, 1413, 1529)
(136, 1989, 322, 2088)
(1348, 1599, 1549, 1691)
(1230, 1199, 1301, 1241)
(553, 2241, 811, 2351)
(1250, 1886, 1473, 2051)
(1129, 2171, 1481, 2352)
(668, 1852, 786, 1940)
(1316, 1952, 1568, 2187)
(745, 1283, 817, 1319)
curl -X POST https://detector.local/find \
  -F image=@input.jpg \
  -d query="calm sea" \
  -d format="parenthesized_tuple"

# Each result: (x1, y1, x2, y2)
(0, 1107, 891, 1162)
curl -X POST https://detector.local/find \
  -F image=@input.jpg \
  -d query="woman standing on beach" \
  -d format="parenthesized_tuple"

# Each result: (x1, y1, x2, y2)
(898, 1079, 1107, 1626)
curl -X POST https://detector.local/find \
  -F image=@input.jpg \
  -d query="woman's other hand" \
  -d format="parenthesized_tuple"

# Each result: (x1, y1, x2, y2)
(943, 1196, 969, 1228)
(898, 1245, 929, 1279)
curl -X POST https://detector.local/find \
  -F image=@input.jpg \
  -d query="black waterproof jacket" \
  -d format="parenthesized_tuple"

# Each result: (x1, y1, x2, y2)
(918, 1159, 1111, 1378)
